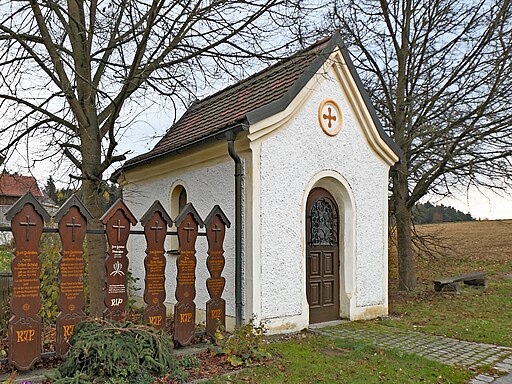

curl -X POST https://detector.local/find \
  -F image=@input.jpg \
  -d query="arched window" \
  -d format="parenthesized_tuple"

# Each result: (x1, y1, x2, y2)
(178, 188, 187, 214)
(170, 184, 187, 218)
(310, 196, 338, 246)
(169, 184, 188, 254)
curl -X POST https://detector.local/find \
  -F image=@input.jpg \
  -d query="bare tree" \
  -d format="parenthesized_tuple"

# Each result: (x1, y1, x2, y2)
(330, 0, 512, 289)
(0, 0, 311, 315)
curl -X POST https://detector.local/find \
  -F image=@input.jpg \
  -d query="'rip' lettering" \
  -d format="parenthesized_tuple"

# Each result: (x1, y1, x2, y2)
(63, 325, 75, 338)
(179, 313, 192, 323)
(16, 329, 35, 343)
(211, 309, 222, 319)
(111, 298, 123, 306)
(148, 316, 162, 326)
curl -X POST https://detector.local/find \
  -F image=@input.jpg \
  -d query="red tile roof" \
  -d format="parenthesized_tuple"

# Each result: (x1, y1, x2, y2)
(0, 174, 43, 197)
(122, 32, 402, 172)
(124, 36, 332, 169)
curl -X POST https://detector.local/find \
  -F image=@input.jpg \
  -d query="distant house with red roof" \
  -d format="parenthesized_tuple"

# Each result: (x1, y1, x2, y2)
(0, 173, 58, 226)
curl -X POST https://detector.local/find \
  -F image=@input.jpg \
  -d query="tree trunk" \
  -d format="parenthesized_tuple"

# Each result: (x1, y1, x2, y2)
(396, 205, 416, 290)
(80, 122, 106, 317)
(391, 0, 415, 291)
(393, 160, 416, 290)
(82, 178, 107, 317)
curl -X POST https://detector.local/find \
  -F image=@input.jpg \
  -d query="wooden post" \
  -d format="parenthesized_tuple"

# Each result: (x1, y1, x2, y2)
(100, 200, 137, 322)
(54, 195, 92, 357)
(140, 201, 172, 329)
(204, 206, 230, 338)
(5, 192, 49, 371)
(174, 203, 203, 346)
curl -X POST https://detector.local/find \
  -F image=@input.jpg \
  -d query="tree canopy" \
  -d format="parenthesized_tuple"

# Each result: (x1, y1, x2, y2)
(413, 202, 475, 224)
(329, 0, 512, 289)
(0, 0, 312, 314)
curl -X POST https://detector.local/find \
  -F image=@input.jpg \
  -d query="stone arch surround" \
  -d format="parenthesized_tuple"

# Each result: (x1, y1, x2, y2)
(302, 170, 356, 321)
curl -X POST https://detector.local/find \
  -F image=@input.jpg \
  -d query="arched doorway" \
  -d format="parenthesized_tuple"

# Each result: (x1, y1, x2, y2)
(306, 187, 340, 323)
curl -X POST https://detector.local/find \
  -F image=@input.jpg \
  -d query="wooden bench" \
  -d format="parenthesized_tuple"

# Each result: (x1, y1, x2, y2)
(433, 272, 487, 292)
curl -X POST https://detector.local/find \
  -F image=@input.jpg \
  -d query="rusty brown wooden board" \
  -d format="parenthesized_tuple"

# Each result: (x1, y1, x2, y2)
(174, 204, 203, 346)
(6, 194, 48, 371)
(55, 197, 91, 357)
(101, 200, 137, 322)
(141, 202, 171, 329)
(204, 207, 229, 338)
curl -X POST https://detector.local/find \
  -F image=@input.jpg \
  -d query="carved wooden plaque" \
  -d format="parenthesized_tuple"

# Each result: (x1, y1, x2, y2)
(100, 200, 137, 322)
(9, 317, 40, 370)
(174, 204, 203, 346)
(54, 196, 92, 356)
(141, 201, 172, 329)
(204, 206, 230, 338)
(5, 193, 49, 371)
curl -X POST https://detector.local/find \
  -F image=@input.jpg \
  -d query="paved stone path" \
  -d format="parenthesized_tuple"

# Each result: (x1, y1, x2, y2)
(312, 323, 512, 384)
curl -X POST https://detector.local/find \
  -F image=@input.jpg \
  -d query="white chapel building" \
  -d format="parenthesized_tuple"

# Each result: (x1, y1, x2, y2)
(118, 33, 402, 332)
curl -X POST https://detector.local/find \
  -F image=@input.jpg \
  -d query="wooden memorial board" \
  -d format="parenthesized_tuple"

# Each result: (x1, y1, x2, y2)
(5, 193, 49, 371)
(54, 196, 92, 356)
(174, 203, 204, 346)
(100, 199, 137, 322)
(204, 206, 230, 338)
(140, 201, 172, 329)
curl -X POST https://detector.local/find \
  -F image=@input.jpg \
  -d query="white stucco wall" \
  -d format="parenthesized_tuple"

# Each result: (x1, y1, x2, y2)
(123, 160, 236, 317)
(122, 53, 396, 331)
(257, 64, 390, 322)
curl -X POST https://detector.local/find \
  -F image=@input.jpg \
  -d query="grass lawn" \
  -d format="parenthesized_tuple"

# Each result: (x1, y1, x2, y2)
(386, 220, 512, 347)
(215, 220, 510, 384)
(382, 279, 512, 347)
(206, 334, 471, 384)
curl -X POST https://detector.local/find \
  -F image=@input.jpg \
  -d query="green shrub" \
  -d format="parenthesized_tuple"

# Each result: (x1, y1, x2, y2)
(177, 354, 201, 370)
(39, 234, 60, 324)
(53, 318, 176, 383)
(126, 271, 142, 318)
(213, 316, 269, 367)
(0, 245, 13, 342)
(157, 354, 201, 384)
(0, 249, 12, 271)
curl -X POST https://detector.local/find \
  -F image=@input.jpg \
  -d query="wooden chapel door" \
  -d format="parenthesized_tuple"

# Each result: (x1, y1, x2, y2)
(306, 188, 340, 324)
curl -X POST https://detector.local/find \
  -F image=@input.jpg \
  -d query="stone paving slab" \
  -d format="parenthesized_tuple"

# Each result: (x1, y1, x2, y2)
(312, 323, 512, 384)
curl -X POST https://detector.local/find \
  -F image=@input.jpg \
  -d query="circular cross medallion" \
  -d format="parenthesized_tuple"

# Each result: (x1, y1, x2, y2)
(318, 99, 342, 136)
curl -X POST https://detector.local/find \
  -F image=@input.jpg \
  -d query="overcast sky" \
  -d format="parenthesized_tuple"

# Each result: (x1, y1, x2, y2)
(3, 113, 512, 220)
(437, 188, 512, 220)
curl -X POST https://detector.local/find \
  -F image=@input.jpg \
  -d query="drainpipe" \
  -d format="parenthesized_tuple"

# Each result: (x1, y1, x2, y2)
(226, 131, 243, 328)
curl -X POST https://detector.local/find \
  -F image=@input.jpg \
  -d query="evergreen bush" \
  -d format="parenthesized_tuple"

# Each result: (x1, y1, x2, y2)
(53, 318, 176, 383)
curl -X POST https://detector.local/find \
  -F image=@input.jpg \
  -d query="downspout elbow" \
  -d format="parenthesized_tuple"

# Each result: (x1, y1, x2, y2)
(227, 132, 242, 169)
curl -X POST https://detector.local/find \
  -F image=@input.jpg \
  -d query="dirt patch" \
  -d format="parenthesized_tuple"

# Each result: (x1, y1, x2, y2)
(318, 347, 351, 357)
(155, 351, 248, 383)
